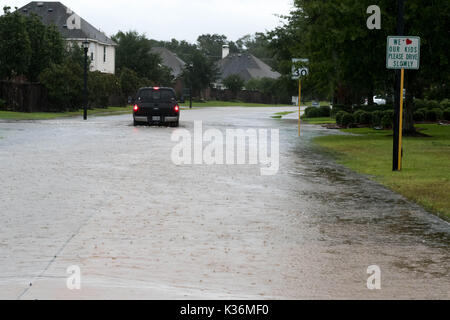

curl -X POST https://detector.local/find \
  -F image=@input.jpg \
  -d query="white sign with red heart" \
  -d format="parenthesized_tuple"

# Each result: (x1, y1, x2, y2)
(386, 36, 420, 70)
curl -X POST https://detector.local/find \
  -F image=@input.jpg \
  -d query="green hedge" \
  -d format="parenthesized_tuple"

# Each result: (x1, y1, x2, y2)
(444, 108, 450, 121)
(304, 105, 331, 118)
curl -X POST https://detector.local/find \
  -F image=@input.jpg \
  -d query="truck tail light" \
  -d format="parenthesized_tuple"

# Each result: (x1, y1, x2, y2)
(133, 105, 139, 112)
(174, 105, 180, 112)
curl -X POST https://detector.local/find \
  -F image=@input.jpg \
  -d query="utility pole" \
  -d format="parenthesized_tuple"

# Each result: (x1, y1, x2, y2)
(393, 0, 404, 171)
(82, 40, 89, 120)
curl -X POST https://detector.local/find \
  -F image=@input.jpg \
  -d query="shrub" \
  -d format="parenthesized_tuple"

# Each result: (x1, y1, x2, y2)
(440, 99, 450, 110)
(425, 109, 438, 122)
(39, 61, 83, 111)
(335, 111, 346, 126)
(223, 74, 245, 97)
(359, 111, 372, 124)
(305, 106, 320, 118)
(371, 110, 383, 127)
(427, 100, 442, 110)
(443, 108, 450, 121)
(413, 110, 425, 121)
(353, 110, 365, 123)
(417, 108, 428, 115)
(415, 99, 441, 110)
(0, 98, 5, 110)
(414, 98, 427, 110)
(381, 114, 392, 128)
(353, 110, 371, 124)
(318, 105, 331, 117)
(331, 104, 352, 117)
(380, 110, 394, 128)
(432, 108, 444, 120)
(341, 112, 355, 128)
(88, 71, 121, 108)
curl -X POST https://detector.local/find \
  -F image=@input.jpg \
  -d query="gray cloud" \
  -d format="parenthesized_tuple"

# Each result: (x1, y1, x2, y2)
(5, 0, 293, 42)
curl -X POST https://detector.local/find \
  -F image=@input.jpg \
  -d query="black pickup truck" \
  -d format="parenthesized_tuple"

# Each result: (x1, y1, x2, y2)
(133, 87, 180, 127)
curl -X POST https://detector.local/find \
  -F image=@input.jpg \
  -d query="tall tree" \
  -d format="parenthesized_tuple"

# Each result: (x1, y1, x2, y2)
(0, 6, 31, 79)
(266, 0, 450, 133)
(182, 51, 218, 97)
(197, 34, 238, 61)
(236, 33, 276, 68)
(112, 31, 171, 84)
(25, 13, 64, 81)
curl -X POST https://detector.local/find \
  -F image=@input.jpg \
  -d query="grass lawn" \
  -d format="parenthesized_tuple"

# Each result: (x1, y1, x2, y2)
(272, 111, 296, 118)
(302, 116, 336, 124)
(314, 124, 450, 221)
(179, 100, 289, 108)
(0, 106, 132, 120)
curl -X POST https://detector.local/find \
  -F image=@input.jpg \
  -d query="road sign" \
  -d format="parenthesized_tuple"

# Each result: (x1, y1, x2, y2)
(292, 58, 309, 79)
(386, 36, 420, 70)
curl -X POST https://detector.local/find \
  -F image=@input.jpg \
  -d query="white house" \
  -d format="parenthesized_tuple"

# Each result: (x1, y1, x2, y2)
(19, 1, 116, 74)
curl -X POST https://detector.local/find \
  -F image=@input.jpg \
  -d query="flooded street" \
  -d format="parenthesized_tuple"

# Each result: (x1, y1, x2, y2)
(0, 107, 449, 299)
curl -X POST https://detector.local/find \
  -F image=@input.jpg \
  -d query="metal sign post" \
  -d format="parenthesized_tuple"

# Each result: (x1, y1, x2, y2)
(298, 79, 302, 136)
(386, 36, 420, 171)
(292, 59, 309, 137)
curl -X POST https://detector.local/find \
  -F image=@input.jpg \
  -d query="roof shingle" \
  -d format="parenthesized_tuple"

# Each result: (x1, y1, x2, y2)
(18, 1, 116, 46)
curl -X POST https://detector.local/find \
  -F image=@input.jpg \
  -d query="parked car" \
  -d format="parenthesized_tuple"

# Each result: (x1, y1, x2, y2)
(133, 87, 180, 127)
(364, 95, 387, 106)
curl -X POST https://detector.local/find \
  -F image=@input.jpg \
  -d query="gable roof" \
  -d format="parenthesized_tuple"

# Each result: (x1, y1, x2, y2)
(151, 47, 186, 78)
(217, 53, 280, 82)
(18, 1, 116, 46)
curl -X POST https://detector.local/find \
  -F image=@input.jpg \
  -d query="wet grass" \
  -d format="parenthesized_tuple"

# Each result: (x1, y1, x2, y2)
(272, 111, 295, 118)
(315, 124, 450, 221)
(0, 106, 132, 120)
(302, 117, 336, 124)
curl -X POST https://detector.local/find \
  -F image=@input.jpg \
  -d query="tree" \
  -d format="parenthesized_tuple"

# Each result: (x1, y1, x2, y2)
(65, 43, 91, 70)
(197, 34, 238, 62)
(39, 61, 83, 111)
(0, 7, 64, 82)
(151, 38, 199, 63)
(182, 51, 218, 97)
(0, 6, 31, 79)
(223, 75, 245, 98)
(112, 31, 170, 84)
(236, 33, 276, 68)
(266, 0, 450, 134)
(119, 67, 141, 98)
(25, 13, 64, 81)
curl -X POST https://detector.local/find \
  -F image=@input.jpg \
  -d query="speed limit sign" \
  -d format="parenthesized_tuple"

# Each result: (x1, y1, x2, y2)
(292, 58, 309, 79)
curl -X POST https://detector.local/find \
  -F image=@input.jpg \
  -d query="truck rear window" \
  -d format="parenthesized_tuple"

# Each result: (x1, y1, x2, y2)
(138, 89, 175, 102)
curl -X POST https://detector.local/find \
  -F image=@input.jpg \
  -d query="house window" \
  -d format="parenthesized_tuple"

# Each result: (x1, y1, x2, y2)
(103, 46, 106, 63)
(91, 52, 94, 61)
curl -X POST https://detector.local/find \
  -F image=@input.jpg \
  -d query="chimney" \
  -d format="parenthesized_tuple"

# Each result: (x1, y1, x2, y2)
(222, 45, 229, 59)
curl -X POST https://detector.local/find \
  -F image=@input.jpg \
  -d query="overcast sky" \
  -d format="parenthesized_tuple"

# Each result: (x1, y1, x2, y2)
(5, 0, 293, 42)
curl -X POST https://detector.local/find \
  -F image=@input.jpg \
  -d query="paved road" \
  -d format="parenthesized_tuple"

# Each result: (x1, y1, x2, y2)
(0, 107, 449, 299)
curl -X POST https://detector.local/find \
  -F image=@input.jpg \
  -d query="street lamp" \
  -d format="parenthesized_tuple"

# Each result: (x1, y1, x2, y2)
(188, 63, 193, 109)
(82, 40, 89, 120)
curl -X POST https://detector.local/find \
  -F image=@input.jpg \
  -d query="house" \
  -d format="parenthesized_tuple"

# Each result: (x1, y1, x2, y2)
(18, 1, 116, 74)
(150, 47, 186, 79)
(151, 47, 186, 97)
(215, 45, 281, 89)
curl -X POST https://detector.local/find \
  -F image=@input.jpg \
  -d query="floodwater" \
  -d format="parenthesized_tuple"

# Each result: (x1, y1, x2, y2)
(0, 107, 448, 299)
